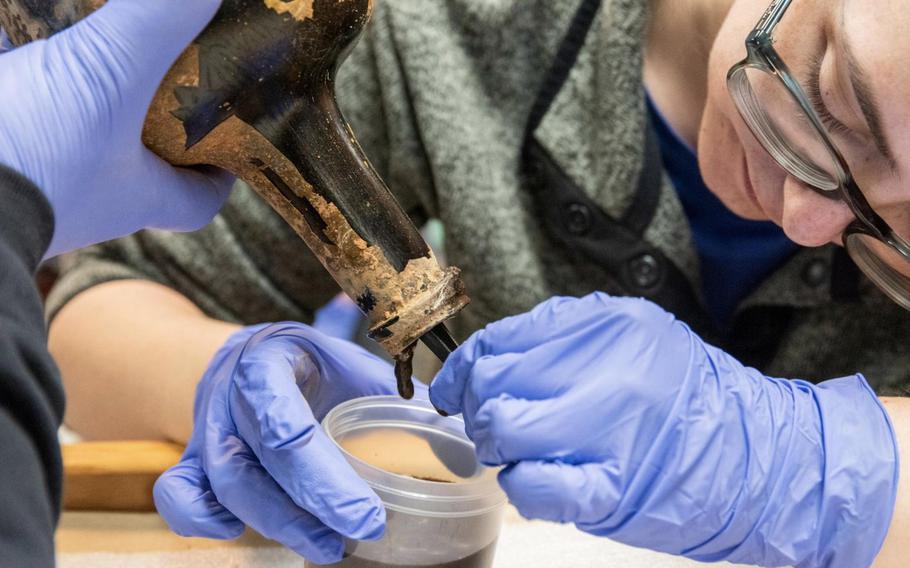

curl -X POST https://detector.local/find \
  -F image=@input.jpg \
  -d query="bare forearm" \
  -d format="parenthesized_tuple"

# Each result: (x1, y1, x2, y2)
(48, 280, 240, 443)
(874, 397, 910, 567)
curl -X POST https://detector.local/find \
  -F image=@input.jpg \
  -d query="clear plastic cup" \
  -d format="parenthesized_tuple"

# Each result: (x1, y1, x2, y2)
(307, 395, 507, 568)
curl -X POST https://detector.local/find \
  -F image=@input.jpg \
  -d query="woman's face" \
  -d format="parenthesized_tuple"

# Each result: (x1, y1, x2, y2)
(699, 0, 910, 247)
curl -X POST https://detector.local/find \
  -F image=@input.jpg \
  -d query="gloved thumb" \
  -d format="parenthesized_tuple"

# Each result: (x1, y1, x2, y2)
(69, 0, 222, 81)
(137, 154, 234, 234)
(153, 457, 245, 540)
(45, 154, 233, 258)
(498, 461, 621, 528)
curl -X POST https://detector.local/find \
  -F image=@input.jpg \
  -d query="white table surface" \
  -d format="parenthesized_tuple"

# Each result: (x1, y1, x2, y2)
(57, 506, 762, 568)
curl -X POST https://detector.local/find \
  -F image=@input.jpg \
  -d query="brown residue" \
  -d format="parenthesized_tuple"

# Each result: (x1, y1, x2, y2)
(338, 429, 472, 484)
(411, 476, 453, 483)
(140, 1, 468, 360)
(143, 50, 469, 358)
(263, 0, 314, 22)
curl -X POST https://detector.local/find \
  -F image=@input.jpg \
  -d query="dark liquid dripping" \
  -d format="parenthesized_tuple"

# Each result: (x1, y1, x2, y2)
(326, 541, 497, 568)
(394, 345, 416, 400)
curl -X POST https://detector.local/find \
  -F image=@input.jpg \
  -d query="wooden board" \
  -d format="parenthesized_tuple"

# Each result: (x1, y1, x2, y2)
(63, 441, 184, 512)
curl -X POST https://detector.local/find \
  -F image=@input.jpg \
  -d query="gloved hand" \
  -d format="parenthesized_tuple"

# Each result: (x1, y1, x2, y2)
(0, 1, 233, 258)
(154, 322, 399, 564)
(0, 27, 11, 52)
(431, 293, 899, 568)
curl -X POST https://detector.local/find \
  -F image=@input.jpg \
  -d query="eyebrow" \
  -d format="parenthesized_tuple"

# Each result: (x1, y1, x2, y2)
(842, 38, 897, 168)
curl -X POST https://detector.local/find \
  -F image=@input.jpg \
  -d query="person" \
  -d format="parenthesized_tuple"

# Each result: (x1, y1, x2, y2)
(1, 0, 415, 564)
(0, 1, 235, 565)
(40, 0, 910, 566)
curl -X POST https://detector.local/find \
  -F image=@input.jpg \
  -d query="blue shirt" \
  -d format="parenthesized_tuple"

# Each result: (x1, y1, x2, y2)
(647, 97, 799, 325)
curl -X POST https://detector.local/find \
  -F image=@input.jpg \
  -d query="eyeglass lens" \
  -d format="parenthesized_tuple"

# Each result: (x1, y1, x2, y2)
(730, 62, 910, 303)
(731, 65, 840, 191)
(845, 232, 910, 308)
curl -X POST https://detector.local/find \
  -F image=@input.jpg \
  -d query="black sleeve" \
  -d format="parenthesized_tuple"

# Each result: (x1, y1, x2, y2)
(0, 165, 63, 568)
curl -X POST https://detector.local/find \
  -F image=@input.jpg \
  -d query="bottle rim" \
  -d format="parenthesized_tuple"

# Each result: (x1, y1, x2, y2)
(322, 395, 507, 517)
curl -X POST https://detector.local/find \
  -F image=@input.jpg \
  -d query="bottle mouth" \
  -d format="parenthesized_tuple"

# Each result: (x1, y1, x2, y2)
(322, 395, 506, 517)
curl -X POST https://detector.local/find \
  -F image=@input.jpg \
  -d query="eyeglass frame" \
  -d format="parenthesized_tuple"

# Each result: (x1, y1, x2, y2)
(725, 0, 910, 281)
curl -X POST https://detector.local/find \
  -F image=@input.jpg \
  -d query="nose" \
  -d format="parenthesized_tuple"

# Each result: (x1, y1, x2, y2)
(780, 176, 855, 247)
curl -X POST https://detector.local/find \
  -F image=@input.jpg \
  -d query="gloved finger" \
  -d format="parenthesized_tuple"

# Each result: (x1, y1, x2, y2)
(491, 294, 680, 360)
(139, 152, 234, 232)
(463, 350, 577, 412)
(231, 342, 386, 541)
(431, 294, 673, 416)
(278, 331, 398, 419)
(429, 330, 486, 416)
(153, 457, 245, 540)
(470, 394, 580, 465)
(407, 380, 482, 478)
(45, 153, 233, 257)
(469, 296, 588, 353)
(432, 345, 571, 423)
(65, 0, 222, 89)
(430, 295, 597, 415)
(498, 461, 620, 528)
(207, 441, 353, 564)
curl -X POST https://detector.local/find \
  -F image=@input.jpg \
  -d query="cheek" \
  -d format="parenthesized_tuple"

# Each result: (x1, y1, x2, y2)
(698, 102, 765, 220)
(699, 0, 774, 150)
(697, 0, 787, 221)
(699, 95, 795, 223)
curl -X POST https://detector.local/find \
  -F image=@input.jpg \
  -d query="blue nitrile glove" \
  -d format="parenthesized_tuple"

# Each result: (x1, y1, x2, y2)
(0, 27, 11, 52)
(154, 322, 404, 564)
(0, 1, 233, 258)
(430, 293, 900, 568)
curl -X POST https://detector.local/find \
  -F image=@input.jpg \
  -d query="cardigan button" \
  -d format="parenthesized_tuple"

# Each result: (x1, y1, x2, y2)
(628, 253, 661, 289)
(802, 258, 829, 288)
(565, 203, 593, 236)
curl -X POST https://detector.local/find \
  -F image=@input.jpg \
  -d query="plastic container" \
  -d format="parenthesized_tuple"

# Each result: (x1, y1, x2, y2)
(307, 395, 507, 568)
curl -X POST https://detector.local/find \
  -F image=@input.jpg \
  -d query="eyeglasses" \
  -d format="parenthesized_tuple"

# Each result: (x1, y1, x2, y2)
(727, 0, 910, 310)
